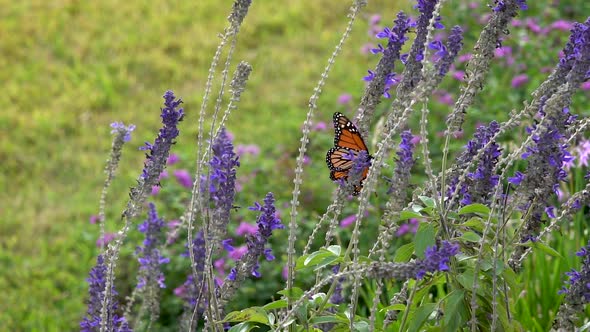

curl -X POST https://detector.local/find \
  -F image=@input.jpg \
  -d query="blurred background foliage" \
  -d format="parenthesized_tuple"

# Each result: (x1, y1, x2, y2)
(1, 0, 590, 330)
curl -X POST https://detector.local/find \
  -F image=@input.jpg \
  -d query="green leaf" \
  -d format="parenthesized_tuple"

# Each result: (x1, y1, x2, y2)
(460, 218, 485, 232)
(277, 287, 304, 300)
(227, 322, 260, 332)
(460, 231, 481, 243)
(415, 223, 436, 259)
(224, 307, 269, 324)
(302, 247, 342, 270)
(443, 290, 466, 331)
(262, 299, 288, 311)
(400, 210, 423, 221)
(458, 203, 490, 216)
(419, 196, 436, 208)
(532, 242, 563, 258)
(380, 303, 406, 312)
(394, 243, 415, 262)
(408, 303, 436, 332)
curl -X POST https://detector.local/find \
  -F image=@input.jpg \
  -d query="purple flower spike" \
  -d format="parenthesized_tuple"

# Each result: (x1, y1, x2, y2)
(80, 255, 131, 332)
(110, 122, 136, 142)
(415, 241, 460, 279)
(559, 240, 590, 305)
(136, 203, 169, 291)
(209, 127, 240, 241)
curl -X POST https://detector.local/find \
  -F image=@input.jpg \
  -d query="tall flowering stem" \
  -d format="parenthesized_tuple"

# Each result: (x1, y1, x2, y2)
(178, 231, 207, 327)
(80, 255, 132, 332)
(134, 203, 170, 322)
(98, 122, 135, 252)
(101, 91, 183, 332)
(359, 11, 410, 131)
(218, 193, 283, 311)
(208, 127, 240, 244)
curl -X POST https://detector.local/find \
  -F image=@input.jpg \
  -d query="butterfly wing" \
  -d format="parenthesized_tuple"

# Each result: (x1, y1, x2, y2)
(332, 112, 369, 151)
(326, 147, 357, 171)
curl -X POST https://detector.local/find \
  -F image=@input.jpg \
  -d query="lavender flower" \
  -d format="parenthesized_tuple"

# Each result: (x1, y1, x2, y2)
(218, 193, 283, 308)
(80, 255, 131, 332)
(139, 91, 184, 181)
(447, 121, 501, 207)
(209, 127, 240, 242)
(126, 91, 184, 220)
(509, 108, 575, 271)
(416, 241, 460, 279)
(367, 241, 460, 280)
(179, 231, 207, 316)
(360, 11, 410, 110)
(136, 203, 169, 290)
(387, 131, 415, 208)
(554, 240, 590, 329)
(397, 0, 439, 95)
(110, 122, 136, 143)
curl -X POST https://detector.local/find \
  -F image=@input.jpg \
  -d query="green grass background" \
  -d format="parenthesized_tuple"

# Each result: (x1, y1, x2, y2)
(3, 0, 590, 331)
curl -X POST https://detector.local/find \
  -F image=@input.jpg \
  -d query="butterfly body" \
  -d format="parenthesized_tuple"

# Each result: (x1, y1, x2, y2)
(325, 112, 372, 195)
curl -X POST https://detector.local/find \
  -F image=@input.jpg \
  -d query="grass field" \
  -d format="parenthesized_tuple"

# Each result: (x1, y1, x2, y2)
(3, 0, 590, 330)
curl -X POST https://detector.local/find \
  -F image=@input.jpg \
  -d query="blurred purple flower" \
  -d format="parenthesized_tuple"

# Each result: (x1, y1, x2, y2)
(581, 81, 590, 91)
(313, 121, 328, 131)
(340, 214, 356, 228)
(511, 74, 529, 88)
(369, 14, 381, 26)
(396, 218, 420, 236)
(551, 20, 574, 32)
(236, 221, 258, 236)
(173, 169, 192, 188)
(150, 185, 160, 196)
(458, 53, 472, 63)
(167, 153, 179, 165)
(158, 170, 168, 180)
(435, 90, 454, 105)
(89, 215, 99, 224)
(452, 70, 465, 81)
(338, 93, 353, 104)
(229, 245, 247, 260)
(236, 144, 260, 157)
(96, 233, 116, 247)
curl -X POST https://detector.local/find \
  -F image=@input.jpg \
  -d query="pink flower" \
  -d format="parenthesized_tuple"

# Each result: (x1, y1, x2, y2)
(236, 144, 261, 157)
(282, 265, 289, 280)
(174, 285, 187, 297)
(411, 135, 421, 145)
(174, 169, 193, 188)
(550, 20, 573, 32)
(96, 233, 116, 247)
(458, 53, 472, 63)
(525, 18, 542, 34)
(581, 81, 590, 91)
(214, 258, 226, 275)
(396, 218, 420, 236)
(511, 74, 529, 88)
(338, 94, 353, 104)
(313, 121, 328, 131)
(151, 185, 160, 196)
(158, 170, 169, 180)
(369, 14, 381, 26)
(452, 71, 465, 81)
(236, 222, 258, 236)
(229, 245, 247, 260)
(435, 90, 454, 106)
(577, 140, 590, 167)
(360, 43, 374, 55)
(340, 214, 356, 228)
(303, 155, 311, 165)
(167, 220, 181, 229)
(167, 153, 179, 165)
(89, 215, 99, 224)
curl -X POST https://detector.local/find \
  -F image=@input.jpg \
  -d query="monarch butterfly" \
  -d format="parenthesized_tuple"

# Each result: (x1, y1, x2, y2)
(325, 112, 372, 195)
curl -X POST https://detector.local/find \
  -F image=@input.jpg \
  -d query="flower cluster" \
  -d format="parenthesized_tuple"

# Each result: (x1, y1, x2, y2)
(136, 203, 169, 290)
(365, 11, 411, 98)
(554, 241, 590, 329)
(209, 127, 240, 241)
(387, 131, 415, 207)
(416, 241, 460, 279)
(447, 121, 501, 207)
(178, 231, 207, 313)
(139, 91, 184, 181)
(80, 255, 131, 332)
